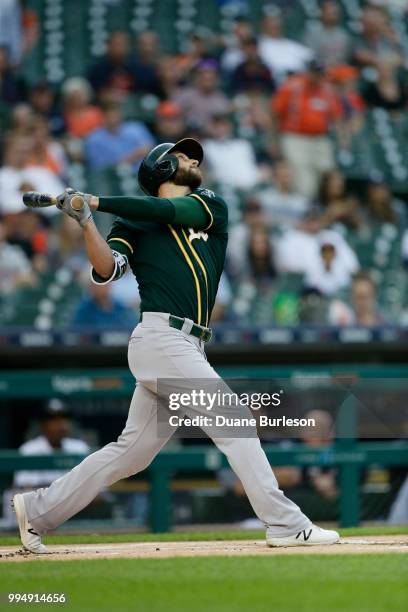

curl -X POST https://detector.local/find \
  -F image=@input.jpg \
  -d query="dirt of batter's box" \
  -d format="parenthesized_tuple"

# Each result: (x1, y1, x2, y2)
(0, 535, 407, 561)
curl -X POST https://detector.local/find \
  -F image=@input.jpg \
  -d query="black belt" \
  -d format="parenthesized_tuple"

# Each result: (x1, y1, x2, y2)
(169, 315, 212, 343)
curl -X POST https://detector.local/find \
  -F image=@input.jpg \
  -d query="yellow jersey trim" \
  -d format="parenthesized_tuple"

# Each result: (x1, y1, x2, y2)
(189, 193, 213, 231)
(168, 225, 202, 325)
(108, 237, 134, 254)
(182, 229, 209, 326)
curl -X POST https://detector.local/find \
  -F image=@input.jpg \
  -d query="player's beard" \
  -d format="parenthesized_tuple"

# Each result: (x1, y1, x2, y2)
(172, 166, 202, 190)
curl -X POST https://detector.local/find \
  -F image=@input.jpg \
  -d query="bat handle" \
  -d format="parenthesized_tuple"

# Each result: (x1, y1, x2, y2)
(70, 195, 85, 211)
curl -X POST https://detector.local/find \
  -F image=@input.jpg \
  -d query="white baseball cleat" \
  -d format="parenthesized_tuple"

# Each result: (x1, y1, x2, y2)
(266, 524, 340, 547)
(12, 494, 48, 554)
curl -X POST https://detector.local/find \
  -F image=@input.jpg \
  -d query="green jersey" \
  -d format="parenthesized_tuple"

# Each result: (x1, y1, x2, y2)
(100, 188, 228, 327)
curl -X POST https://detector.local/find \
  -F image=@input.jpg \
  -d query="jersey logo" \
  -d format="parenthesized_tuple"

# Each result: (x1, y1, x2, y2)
(188, 228, 208, 242)
(197, 188, 215, 198)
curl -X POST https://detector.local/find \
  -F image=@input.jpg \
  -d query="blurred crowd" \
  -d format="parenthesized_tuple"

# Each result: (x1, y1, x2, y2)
(0, 0, 408, 329)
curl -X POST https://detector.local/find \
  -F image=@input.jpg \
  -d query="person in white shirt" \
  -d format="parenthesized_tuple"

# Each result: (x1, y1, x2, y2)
(256, 159, 309, 228)
(0, 136, 65, 216)
(204, 113, 260, 189)
(303, 231, 359, 296)
(274, 207, 323, 274)
(258, 7, 312, 83)
(14, 400, 89, 489)
(275, 212, 359, 295)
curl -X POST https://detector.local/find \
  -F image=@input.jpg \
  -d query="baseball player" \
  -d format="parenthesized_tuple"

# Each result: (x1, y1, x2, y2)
(14, 138, 339, 552)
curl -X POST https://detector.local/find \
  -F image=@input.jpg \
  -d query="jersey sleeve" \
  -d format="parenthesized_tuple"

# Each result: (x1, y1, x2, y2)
(106, 218, 135, 258)
(188, 190, 228, 234)
(91, 219, 134, 285)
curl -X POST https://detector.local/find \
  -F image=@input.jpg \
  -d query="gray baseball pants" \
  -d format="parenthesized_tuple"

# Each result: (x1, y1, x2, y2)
(23, 312, 311, 536)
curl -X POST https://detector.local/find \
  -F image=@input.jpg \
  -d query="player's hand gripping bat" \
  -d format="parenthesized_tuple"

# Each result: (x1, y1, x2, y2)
(23, 189, 92, 227)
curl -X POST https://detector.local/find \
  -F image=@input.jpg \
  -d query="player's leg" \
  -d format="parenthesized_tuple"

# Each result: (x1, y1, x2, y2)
(147, 322, 338, 545)
(20, 383, 174, 536)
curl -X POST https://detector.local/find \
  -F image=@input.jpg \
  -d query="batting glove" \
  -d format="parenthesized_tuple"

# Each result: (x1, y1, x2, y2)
(56, 188, 93, 227)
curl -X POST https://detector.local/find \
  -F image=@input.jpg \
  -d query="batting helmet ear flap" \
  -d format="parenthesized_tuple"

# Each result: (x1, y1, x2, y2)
(155, 153, 179, 179)
(138, 145, 181, 195)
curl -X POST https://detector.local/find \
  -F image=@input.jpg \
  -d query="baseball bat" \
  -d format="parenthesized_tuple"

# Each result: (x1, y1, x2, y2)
(23, 191, 58, 208)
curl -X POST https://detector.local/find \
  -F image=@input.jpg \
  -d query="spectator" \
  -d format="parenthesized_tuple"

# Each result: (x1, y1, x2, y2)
(209, 273, 233, 323)
(297, 410, 338, 501)
(0, 44, 25, 104)
(49, 215, 88, 276)
(246, 227, 276, 285)
(274, 207, 324, 274)
(0, 136, 64, 216)
(25, 115, 67, 178)
(229, 222, 276, 320)
(62, 77, 104, 139)
(178, 29, 218, 77)
(329, 272, 385, 326)
(133, 31, 161, 95)
(9, 102, 34, 133)
(220, 16, 254, 73)
(231, 35, 275, 94)
(258, 6, 312, 83)
(110, 273, 141, 311)
(14, 400, 89, 489)
(153, 102, 187, 144)
(303, 230, 359, 296)
(227, 198, 267, 277)
(156, 56, 183, 100)
(272, 59, 343, 198)
(236, 95, 274, 158)
(204, 113, 260, 189)
(219, 409, 338, 526)
(72, 277, 138, 329)
(317, 170, 362, 230)
(362, 60, 407, 111)
(255, 158, 309, 228)
(172, 59, 230, 134)
(365, 174, 407, 226)
(326, 65, 365, 145)
(0, 0, 22, 67)
(28, 81, 65, 136)
(229, 225, 277, 324)
(91, 29, 162, 101)
(84, 101, 154, 171)
(303, 0, 351, 68)
(353, 5, 403, 72)
(272, 411, 337, 496)
(0, 219, 33, 295)
(88, 31, 137, 99)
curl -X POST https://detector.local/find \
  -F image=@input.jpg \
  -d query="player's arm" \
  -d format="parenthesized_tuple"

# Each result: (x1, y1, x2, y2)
(90, 195, 210, 230)
(81, 218, 129, 286)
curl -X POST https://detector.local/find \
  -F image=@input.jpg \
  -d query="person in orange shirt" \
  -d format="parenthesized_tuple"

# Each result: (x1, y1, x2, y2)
(62, 77, 104, 139)
(272, 59, 343, 198)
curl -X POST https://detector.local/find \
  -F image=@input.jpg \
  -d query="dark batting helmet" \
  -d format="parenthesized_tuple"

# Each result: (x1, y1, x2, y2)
(137, 138, 204, 196)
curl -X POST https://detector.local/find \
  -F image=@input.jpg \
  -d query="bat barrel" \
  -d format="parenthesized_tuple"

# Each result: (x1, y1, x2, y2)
(22, 192, 56, 207)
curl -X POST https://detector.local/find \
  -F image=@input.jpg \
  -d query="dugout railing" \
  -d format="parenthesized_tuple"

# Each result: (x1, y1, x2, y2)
(0, 443, 406, 531)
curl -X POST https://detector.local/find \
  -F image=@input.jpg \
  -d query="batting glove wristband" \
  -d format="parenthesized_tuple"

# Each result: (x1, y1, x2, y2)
(56, 188, 93, 227)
